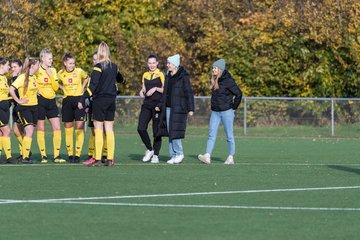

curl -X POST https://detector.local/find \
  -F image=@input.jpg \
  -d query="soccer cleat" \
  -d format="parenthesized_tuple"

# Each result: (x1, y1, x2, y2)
(104, 159, 115, 166)
(142, 149, 154, 162)
(91, 160, 105, 166)
(150, 155, 159, 164)
(68, 155, 74, 163)
(198, 153, 211, 164)
(41, 156, 48, 164)
(224, 155, 234, 165)
(6, 157, 18, 164)
(173, 154, 184, 164)
(101, 155, 107, 163)
(73, 156, 80, 163)
(21, 157, 33, 164)
(53, 156, 66, 164)
(82, 157, 96, 166)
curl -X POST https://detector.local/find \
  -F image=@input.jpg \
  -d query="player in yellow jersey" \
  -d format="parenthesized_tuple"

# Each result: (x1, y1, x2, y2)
(0, 58, 14, 164)
(58, 53, 89, 163)
(10, 59, 26, 161)
(36, 48, 65, 164)
(10, 57, 40, 164)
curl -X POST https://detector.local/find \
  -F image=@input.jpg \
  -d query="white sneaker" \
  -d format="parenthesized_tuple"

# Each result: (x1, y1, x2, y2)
(142, 149, 154, 162)
(173, 154, 184, 164)
(224, 155, 234, 165)
(150, 155, 159, 163)
(198, 153, 211, 164)
(167, 157, 175, 164)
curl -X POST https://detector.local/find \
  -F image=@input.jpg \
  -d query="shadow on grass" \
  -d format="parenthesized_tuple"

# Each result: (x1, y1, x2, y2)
(327, 165, 360, 175)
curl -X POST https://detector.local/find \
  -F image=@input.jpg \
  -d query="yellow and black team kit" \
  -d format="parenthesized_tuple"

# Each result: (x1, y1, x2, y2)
(35, 66, 62, 161)
(80, 62, 124, 163)
(137, 68, 165, 157)
(58, 67, 88, 162)
(11, 73, 38, 161)
(0, 74, 12, 161)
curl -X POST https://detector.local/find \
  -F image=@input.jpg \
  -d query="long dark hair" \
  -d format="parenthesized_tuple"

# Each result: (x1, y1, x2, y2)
(62, 53, 75, 70)
(22, 57, 39, 95)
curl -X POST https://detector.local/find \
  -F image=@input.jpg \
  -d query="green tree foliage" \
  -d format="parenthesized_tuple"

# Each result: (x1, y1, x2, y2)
(1, 0, 360, 97)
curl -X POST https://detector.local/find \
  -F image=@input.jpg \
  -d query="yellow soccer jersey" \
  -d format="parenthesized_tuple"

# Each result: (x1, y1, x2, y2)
(0, 75, 11, 101)
(36, 66, 59, 99)
(11, 73, 38, 106)
(141, 68, 165, 84)
(58, 68, 88, 97)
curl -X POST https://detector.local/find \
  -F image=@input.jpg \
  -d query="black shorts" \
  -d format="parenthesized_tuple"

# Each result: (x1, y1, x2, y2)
(17, 105, 38, 126)
(92, 97, 116, 122)
(61, 96, 86, 122)
(0, 100, 10, 127)
(37, 95, 60, 120)
(12, 104, 21, 124)
(86, 98, 94, 128)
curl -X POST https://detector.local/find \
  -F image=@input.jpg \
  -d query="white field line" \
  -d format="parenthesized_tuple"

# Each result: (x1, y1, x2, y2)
(45, 201, 360, 212)
(0, 162, 360, 167)
(0, 185, 359, 204)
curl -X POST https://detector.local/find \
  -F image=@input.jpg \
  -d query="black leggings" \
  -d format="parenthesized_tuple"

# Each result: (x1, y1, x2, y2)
(137, 104, 162, 155)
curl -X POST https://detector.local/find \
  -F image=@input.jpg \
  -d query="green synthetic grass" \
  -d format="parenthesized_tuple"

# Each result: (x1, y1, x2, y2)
(1, 128, 360, 240)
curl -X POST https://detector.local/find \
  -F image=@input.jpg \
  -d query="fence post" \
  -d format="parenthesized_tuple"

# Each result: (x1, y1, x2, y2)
(331, 99, 335, 137)
(331, 99, 334, 136)
(243, 97, 247, 136)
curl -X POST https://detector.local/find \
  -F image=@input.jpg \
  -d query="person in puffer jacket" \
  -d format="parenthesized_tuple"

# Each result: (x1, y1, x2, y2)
(155, 54, 195, 164)
(198, 59, 242, 165)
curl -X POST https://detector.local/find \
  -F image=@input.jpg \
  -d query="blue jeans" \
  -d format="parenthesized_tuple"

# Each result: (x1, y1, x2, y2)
(206, 109, 235, 156)
(166, 107, 183, 157)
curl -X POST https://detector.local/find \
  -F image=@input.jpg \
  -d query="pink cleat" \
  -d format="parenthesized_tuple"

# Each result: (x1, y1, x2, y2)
(83, 157, 96, 166)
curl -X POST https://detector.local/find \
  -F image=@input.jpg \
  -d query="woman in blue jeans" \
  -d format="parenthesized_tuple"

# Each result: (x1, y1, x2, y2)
(198, 59, 242, 164)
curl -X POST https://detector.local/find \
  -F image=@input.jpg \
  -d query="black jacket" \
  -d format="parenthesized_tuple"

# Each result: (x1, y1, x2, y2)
(211, 70, 242, 112)
(158, 66, 195, 140)
(84, 62, 123, 99)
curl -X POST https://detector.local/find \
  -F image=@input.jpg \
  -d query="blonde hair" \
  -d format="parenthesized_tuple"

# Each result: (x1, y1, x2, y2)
(210, 69, 222, 91)
(97, 42, 111, 68)
(22, 57, 39, 95)
(39, 48, 52, 63)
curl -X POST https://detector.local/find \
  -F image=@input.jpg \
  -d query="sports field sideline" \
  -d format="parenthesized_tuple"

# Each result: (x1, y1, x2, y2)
(0, 131, 359, 239)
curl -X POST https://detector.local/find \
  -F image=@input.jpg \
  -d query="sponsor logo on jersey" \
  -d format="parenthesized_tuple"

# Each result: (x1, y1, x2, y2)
(44, 78, 49, 82)
(68, 78, 73, 83)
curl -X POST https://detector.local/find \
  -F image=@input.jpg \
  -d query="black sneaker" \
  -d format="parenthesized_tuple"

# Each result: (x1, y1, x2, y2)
(21, 157, 33, 164)
(6, 157, 19, 164)
(73, 156, 80, 163)
(68, 155, 74, 163)
(101, 155, 107, 163)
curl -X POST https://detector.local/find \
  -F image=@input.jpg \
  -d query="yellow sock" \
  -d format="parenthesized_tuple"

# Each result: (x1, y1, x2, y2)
(53, 130, 61, 158)
(102, 133, 107, 157)
(88, 132, 95, 157)
(75, 129, 84, 157)
(37, 131, 46, 157)
(65, 127, 74, 156)
(16, 135, 23, 156)
(105, 131, 115, 160)
(94, 129, 103, 160)
(22, 136, 32, 158)
(2, 137, 12, 159)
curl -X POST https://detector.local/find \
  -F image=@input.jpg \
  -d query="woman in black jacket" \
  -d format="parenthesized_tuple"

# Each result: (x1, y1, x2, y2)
(198, 59, 242, 164)
(156, 54, 194, 164)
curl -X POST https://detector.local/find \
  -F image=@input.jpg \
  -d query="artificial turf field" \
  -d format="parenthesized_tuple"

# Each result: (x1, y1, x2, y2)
(0, 128, 360, 240)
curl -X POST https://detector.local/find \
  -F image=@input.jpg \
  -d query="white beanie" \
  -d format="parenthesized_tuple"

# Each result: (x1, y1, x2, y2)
(167, 54, 180, 68)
